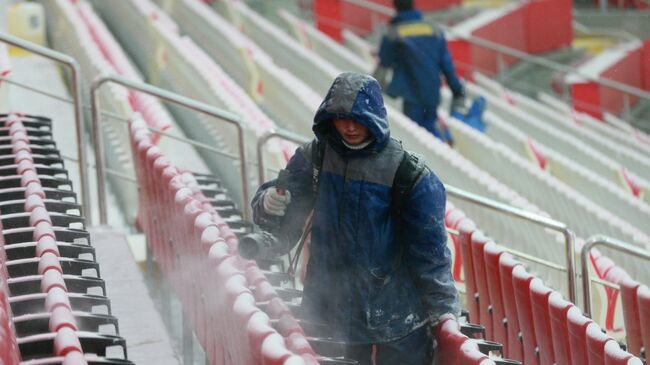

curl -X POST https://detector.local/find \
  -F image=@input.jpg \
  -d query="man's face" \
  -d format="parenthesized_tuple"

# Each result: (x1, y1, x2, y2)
(333, 119, 370, 146)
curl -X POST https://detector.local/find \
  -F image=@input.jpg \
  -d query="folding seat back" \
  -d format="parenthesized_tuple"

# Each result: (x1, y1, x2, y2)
(586, 322, 615, 365)
(482, 242, 507, 350)
(603, 267, 626, 337)
(616, 277, 641, 356)
(434, 316, 467, 365)
(548, 292, 573, 365)
(459, 339, 490, 364)
(529, 278, 554, 365)
(470, 231, 492, 338)
(637, 285, 650, 358)
(512, 265, 538, 365)
(567, 306, 592, 365)
(603, 341, 644, 365)
(498, 253, 523, 362)
(457, 219, 478, 322)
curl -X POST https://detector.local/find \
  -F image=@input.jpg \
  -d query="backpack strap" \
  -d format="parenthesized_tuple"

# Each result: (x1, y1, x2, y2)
(311, 139, 326, 196)
(391, 150, 427, 216)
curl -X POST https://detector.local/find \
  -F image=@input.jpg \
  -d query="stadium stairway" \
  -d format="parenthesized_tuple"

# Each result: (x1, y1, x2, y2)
(3, 1, 647, 363)
(0, 112, 133, 364)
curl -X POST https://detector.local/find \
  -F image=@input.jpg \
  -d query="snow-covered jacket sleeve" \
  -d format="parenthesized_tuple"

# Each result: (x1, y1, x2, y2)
(400, 170, 460, 321)
(251, 141, 316, 255)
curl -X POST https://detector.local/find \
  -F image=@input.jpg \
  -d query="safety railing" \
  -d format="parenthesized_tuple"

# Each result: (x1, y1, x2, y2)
(445, 184, 578, 304)
(0, 32, 90, 216)
(336, 1, 650, 111)
(580, 235, 650, 317)
(90, 74, 250, 225)
(256, 129, 310, 182)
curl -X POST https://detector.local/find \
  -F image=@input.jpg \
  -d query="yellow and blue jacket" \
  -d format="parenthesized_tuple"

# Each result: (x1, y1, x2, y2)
(378, 10, 464, 106)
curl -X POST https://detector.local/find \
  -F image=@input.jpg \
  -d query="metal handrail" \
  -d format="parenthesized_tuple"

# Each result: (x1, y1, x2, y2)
(0, 74, 242, 161)
(90, 74, 250, 225)
(445, 184, 577, 304)
(0, 32, 90, 216)
(256, 129, 310, 183)
(337, 1, 650, 103)
(580, 235, 650, 317)
(446, 224, 566, 271)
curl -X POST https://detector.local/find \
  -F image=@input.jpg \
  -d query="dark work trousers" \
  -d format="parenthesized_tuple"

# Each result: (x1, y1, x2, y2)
(343, 325, 434, 365)
(403, 101, 441, 139)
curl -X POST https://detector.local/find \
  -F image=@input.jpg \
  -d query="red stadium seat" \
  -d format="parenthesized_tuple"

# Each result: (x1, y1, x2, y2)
(548, 292, 572, 365)
(482, 242, 507, 352)
(260, 332, 293, 365)
(603, 341, 643, 365)
(637, 284, 650, 359)
(247, 311, 275, 362)
(529, 278, 554, 365)
(512, 265, 538, 365)
(434, 315, 466, 365)
(618, 277, 642, 356)
(44, 287, 71, 312)
(459, 339, 490, 364)
(498, 253, 523, 362)
(586, 322, 615, 365)
(49, 307, 78, 332)
(470, 231, 493, 339)
(53, 327, 82, 356)
(458, 219, 478, 322)
(62, 350, 88, 365)
(567, 306, 592, 365)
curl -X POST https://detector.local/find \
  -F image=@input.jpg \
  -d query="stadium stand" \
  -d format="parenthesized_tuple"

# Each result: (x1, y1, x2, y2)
(1, 0, 650, 363)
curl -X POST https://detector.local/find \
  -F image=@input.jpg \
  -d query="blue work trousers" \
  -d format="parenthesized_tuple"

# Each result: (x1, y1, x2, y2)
(403, 101, 441, 138)
(343, 325, 434, 365)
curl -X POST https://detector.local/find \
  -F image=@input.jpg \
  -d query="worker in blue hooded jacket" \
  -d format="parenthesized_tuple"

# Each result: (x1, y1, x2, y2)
(374, 0, 465, 145)
(251, 72, 459, 365)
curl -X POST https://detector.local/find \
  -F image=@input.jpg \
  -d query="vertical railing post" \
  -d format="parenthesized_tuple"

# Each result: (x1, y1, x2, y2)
(256, 129, 310, 183)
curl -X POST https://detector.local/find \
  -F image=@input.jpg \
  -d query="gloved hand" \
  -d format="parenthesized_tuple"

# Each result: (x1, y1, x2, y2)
(450, 93, 467, 116)
(262, 187, 292, 216)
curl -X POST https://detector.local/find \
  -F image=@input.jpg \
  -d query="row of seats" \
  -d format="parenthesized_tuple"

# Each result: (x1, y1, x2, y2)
(471, 74, 650, 207)
(463, 76, 650, 339)
(128, 114, 315, 364)
(446, 200, 644, 364)
(75, 0, 173, 143)
(0, 113, 132, 364)
(85, 0, 295, 202)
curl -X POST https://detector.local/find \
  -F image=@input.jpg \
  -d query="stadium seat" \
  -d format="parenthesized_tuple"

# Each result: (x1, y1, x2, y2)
(458, 219, 478, 322)
(529, 278, 554, 365)
(459, 339, 491, 364)
(586, 322, 615, 365)
(498, 254, 523, 361)
(548, 292, 573, 365)
(567, 306, 592, 365)
(482, 242, 508, 354)
(434, 316, 467, 365)
(470, 231, 493, 339)
(637, 285, 650, 360)
(603, 341, 644, 365)
(512, 266, 538, 365)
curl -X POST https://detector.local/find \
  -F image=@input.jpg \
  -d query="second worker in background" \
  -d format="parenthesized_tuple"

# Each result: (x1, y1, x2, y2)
(374, 0, 466, 145)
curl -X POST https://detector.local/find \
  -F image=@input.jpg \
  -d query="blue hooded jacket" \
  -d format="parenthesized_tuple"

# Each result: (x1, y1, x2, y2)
(252, 72, 459, 343)
(378, 10, 464, 106)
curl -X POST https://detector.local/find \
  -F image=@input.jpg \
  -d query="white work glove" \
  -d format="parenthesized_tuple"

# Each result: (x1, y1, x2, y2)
(262, 188, 292, 216)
